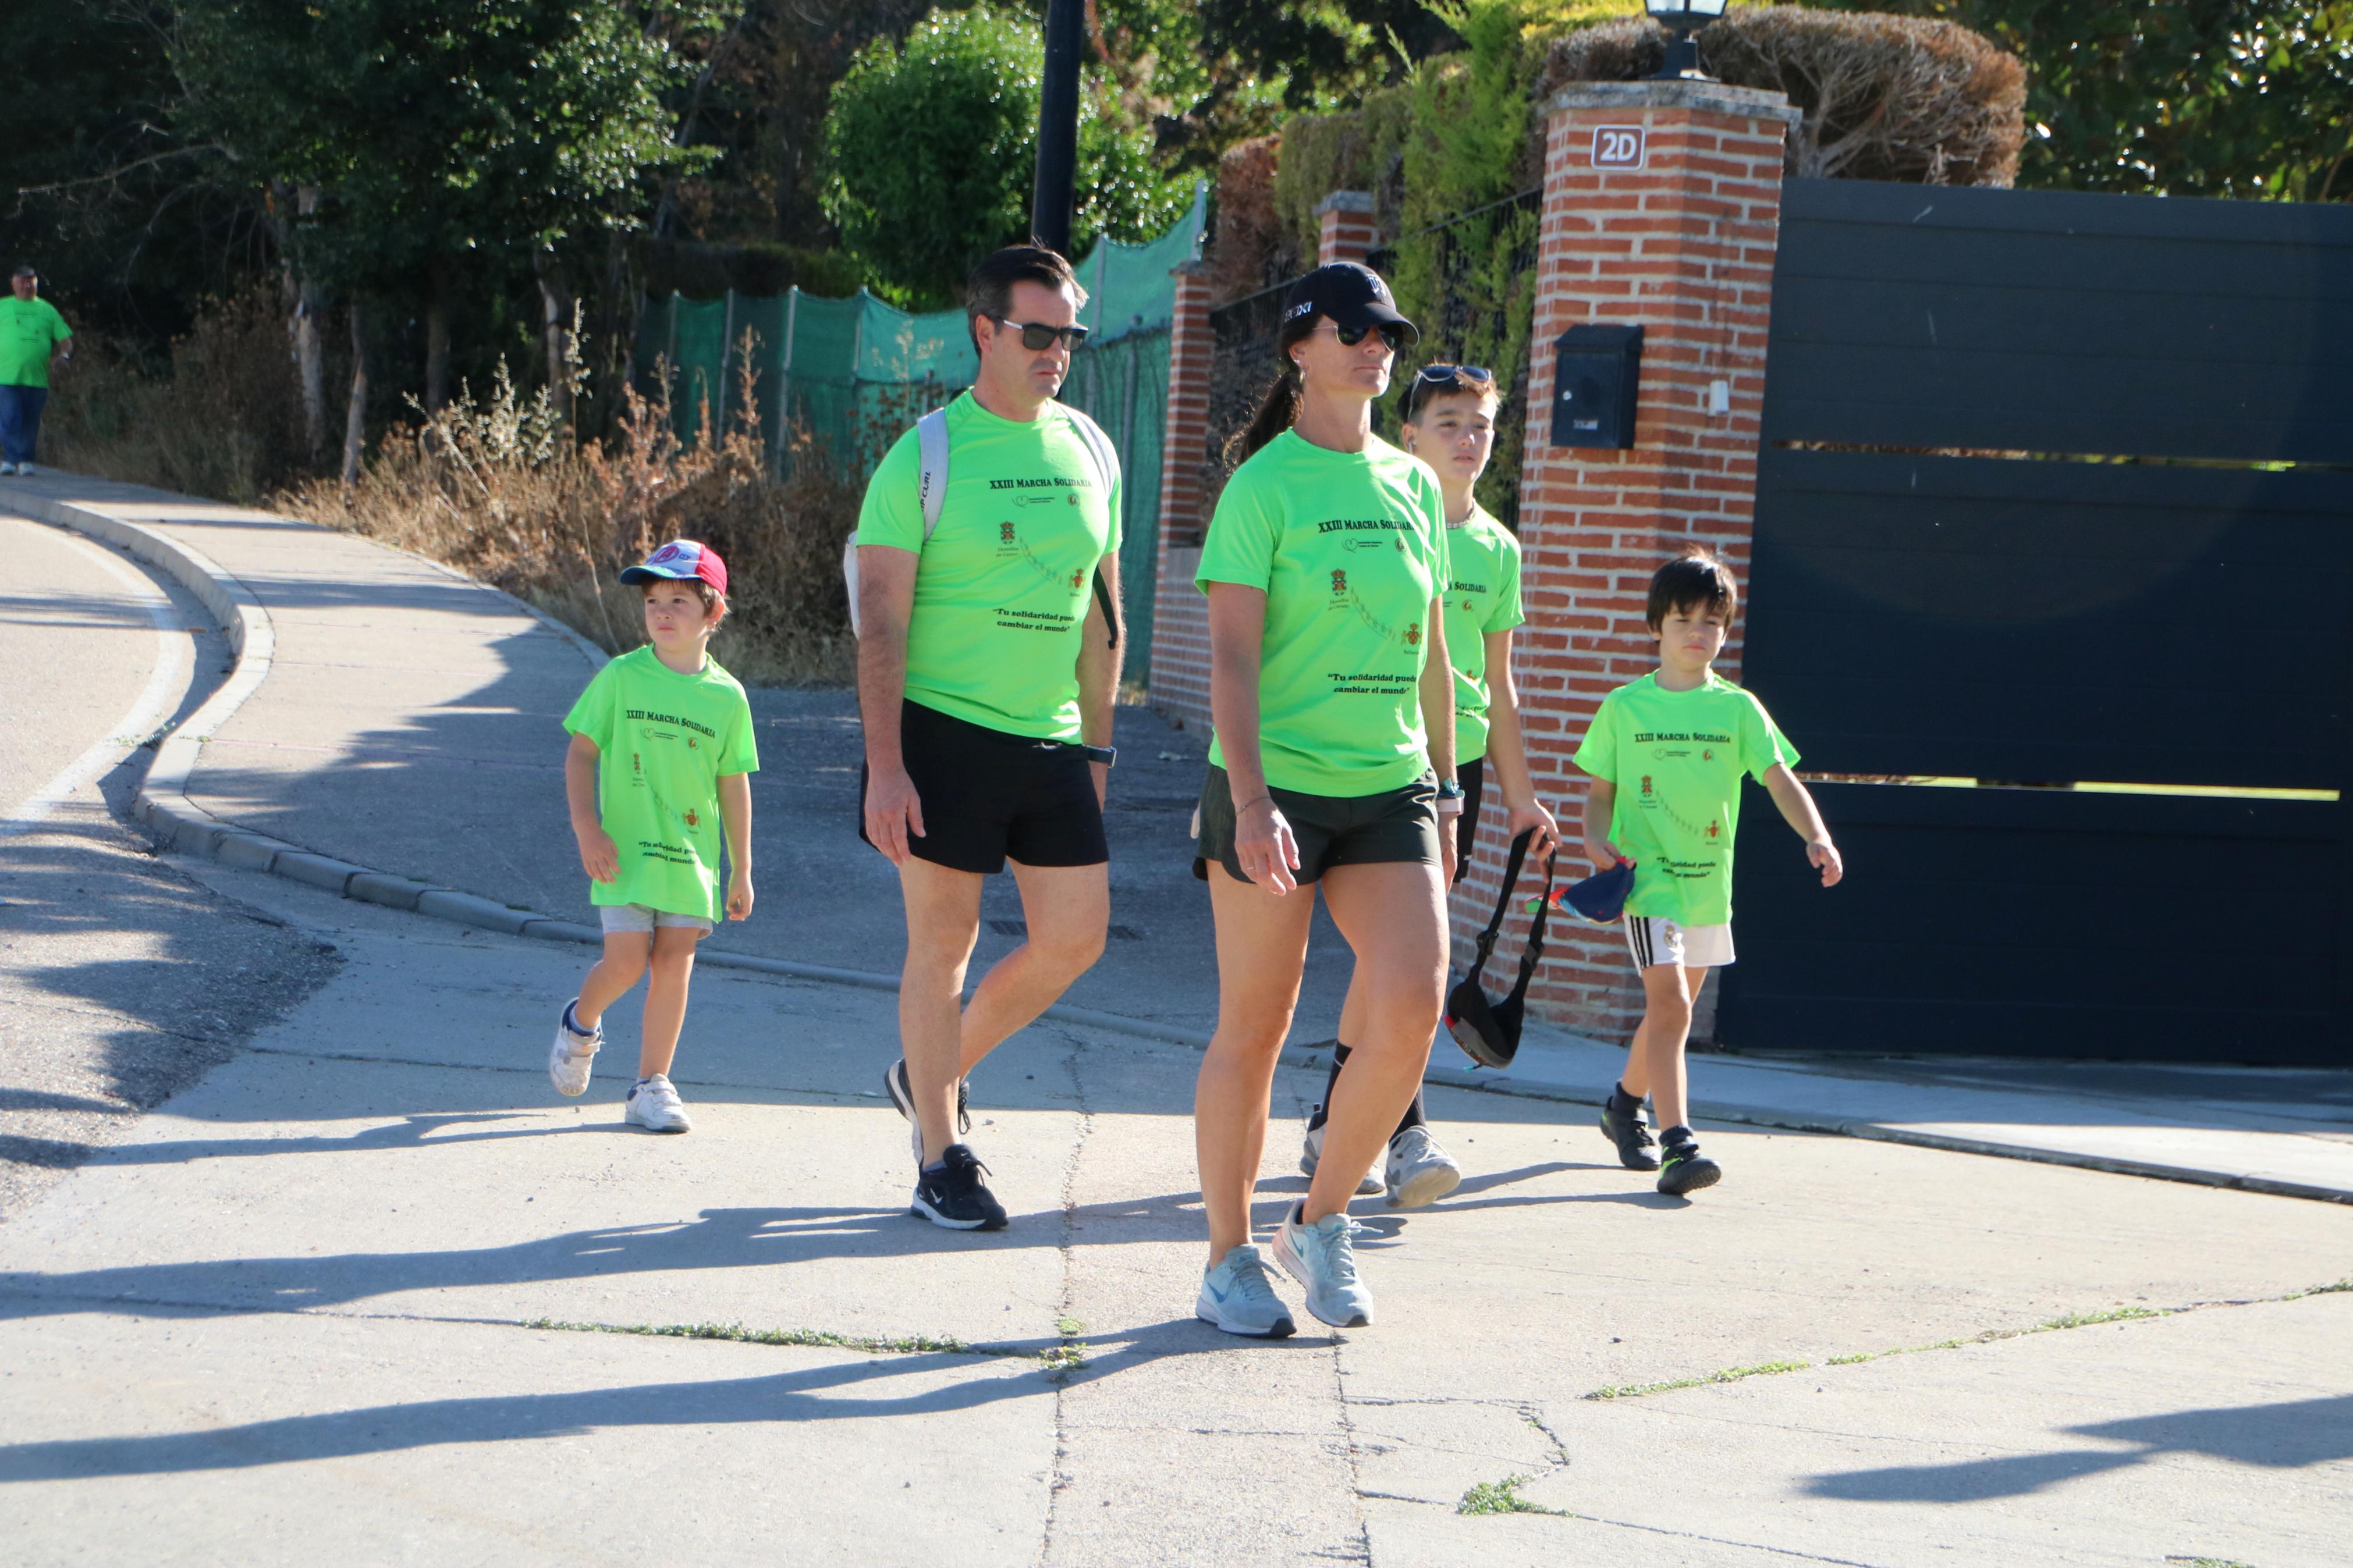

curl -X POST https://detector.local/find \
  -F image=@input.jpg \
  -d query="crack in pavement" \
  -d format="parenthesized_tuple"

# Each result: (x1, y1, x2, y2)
(1035, 1021, 1097, 1568)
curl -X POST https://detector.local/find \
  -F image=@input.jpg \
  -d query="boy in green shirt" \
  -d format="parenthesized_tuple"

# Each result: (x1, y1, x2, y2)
(1574, 550, 1843, 1194)
(548, 539, 758, 1132)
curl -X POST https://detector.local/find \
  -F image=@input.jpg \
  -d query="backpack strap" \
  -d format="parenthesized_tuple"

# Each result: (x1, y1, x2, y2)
(1461, 828, 1536, 990)
(1504, 845, 1561, 1009)
(915, 406, 950, 538)
(846, 406, 949, 638)
(1058, 404, 1124, 650)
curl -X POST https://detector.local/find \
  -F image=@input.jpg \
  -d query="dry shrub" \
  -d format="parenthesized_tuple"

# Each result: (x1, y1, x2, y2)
(283, 350, 857, 686)
(1208, 136, 1297, 304)
(42, 289, 313, 503)
(1540, 8, 2024, 186)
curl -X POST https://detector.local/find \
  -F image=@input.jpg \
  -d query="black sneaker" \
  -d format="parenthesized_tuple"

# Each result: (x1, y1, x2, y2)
(911, 1143, 1009, 1231)
(885, 1058, 971, 1164)
(1598, 1102, 1660, 1171)
(1656, 1140, 1721, 1196)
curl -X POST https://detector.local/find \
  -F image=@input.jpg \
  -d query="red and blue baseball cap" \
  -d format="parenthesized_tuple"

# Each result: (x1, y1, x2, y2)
(619, 538, 727, 597)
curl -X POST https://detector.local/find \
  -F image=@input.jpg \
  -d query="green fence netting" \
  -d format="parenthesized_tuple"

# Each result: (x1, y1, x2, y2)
(637, 186, 1206, 681)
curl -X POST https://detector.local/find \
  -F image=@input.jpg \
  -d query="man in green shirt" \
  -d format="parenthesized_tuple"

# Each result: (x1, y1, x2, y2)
(854, 244, 1123, 1232)
(0, 266, 73, 476)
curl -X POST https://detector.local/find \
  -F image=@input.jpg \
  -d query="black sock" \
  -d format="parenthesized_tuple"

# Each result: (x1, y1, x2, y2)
(1390, 1089, 1426, 1142)
(1659, 1123, 1697, 1152)
(1608, 1080, 1642, 1116)
(1308, 1044, 1352, 1132)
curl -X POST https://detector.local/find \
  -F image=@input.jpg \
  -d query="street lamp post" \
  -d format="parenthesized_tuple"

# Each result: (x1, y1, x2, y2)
(1645, 0, 1729, 81)
(1031, 0, 1084, 255)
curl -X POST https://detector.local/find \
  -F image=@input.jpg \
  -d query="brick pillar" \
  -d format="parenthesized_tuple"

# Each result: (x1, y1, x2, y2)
(1459, 80, 1798, 1047)
(1149, 259, 1216, 730)
(1315, 191, 1378, 266)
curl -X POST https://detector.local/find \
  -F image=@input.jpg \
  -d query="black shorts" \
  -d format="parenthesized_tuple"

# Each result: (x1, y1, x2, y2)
(1194, 764, 1441, 886)
(1454, 755, 1485, 884)
(860, 701, 1108, 874)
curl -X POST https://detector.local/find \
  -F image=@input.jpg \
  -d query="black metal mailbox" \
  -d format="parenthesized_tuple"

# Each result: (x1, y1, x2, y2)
(1550, 323, 1643, 449)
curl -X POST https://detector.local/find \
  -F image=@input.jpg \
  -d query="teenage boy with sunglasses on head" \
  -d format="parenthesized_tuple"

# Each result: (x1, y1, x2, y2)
(1300, 362, 1560, 1209)
(853, 244, 1124, 1232)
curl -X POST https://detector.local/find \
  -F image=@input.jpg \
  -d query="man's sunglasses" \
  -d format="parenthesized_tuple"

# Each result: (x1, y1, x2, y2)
(1314, 319, 1412, 352)
(991, 316, 1090, 351)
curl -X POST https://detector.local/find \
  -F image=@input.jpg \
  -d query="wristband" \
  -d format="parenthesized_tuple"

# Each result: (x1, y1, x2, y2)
(1433, 796, 1465, 817)
(1237, 794, 1276, 815)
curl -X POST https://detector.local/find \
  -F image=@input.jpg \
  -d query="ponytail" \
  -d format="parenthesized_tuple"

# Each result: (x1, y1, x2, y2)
(1226, 314, 1318, 470)
(1226, 365, 1300, 469)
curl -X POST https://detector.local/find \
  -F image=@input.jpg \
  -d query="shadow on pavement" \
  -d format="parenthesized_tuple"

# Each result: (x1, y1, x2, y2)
(1804, 1394, 2353, 1501)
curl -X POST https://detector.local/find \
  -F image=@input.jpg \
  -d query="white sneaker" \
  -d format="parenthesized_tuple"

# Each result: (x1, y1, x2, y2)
(548, 1001, 599, 1096)
(0, 463, 15, 476)
(1298, 1119, 1383, 1196)
(1383, 1125, 1462, 1209)
(624, 1073, 692, 1132)
(16, 463, 33, 476)
(1197, 1243, 1296, 1338)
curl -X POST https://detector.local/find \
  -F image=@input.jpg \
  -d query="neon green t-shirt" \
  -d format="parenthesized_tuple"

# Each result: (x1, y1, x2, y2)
(1440, 504, 1524, 764)
(563, 646, 760, 921)
(1196, 429, 1450, 796)
(1571, 671, 1798, 927)
(854, 392, 1121, 741)
(0, 298, 70, 387)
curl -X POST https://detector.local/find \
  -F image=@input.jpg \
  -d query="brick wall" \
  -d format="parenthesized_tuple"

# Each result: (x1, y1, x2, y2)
(1149, 260, 1216, 731)
(1449, 81, 1798, 1047)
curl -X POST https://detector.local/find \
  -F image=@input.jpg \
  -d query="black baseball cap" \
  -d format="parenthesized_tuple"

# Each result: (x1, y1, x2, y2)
(1281, 262, 1419, 345)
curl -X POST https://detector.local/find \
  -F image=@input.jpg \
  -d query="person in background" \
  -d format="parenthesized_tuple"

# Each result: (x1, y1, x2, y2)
(0, 266, 73, 477)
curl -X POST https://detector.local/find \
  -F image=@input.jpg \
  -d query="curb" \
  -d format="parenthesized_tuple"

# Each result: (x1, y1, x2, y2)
(34, 490, 2350, 1208)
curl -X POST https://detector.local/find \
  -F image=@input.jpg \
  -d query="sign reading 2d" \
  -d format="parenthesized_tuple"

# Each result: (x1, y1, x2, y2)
(1591, 126, 1646, 170)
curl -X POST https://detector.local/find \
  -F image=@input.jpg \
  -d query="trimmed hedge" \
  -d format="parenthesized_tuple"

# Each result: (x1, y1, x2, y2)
(1538, 8, 2024, 186)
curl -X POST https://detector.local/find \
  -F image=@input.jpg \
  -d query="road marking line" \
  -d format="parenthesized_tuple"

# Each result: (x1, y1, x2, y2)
(0, 524, 193, 835)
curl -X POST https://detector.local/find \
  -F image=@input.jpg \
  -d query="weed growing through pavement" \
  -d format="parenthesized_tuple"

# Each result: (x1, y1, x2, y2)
(521, 1317, 977, 1357)
(1457, 1475, 1570, 1517)
(1585, 1359, 1810, 1401)
(2165, 1558, 2256, 1567)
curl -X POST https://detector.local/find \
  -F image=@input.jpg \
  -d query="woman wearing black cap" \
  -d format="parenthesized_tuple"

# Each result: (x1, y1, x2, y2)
(1188, 262, 1457, 1336)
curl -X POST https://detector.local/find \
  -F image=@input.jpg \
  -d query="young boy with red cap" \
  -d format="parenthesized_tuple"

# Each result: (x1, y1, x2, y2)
(547, 539, 759, 1131)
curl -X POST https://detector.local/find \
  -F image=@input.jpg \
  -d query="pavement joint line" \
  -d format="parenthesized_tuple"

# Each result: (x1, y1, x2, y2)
(225, 1040, 901, 1103)
(37, 485, 2353, 1208)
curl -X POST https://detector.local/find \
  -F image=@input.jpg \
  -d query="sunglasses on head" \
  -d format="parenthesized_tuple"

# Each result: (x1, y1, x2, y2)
(990, 315, 1089, 351)
(1416, 364, 1495, 386)
(1314, 319, 1412, 352)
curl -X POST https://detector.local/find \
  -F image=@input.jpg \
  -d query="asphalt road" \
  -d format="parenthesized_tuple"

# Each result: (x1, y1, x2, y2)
(0, 507, 340, 1218)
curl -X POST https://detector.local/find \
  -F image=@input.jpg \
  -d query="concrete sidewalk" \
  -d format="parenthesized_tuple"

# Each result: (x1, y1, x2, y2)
(6, 469, 2351, 1204)
(3, 856, 2346, 1566)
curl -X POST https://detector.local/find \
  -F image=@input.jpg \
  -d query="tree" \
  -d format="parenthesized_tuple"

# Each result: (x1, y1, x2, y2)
(1819, 1, 2353, 200)
(168, 0, 714, 468)
(820, 3, 1191, 307)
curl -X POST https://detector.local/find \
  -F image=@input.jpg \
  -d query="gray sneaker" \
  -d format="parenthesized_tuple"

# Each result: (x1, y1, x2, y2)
(1196, 1243, 1296, 1338)
(1383, 1125, 1462, 1210)
(16, 463, 32, 476)
(1298, 1119, 1383, 1196)
(0, 462, 15, 476)
(548, 1001, 599, 1097)
(1273, 1205, 1373, 1328)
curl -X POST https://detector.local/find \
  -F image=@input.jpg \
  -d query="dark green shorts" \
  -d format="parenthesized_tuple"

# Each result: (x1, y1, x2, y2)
(1193, 765, 1442, 886)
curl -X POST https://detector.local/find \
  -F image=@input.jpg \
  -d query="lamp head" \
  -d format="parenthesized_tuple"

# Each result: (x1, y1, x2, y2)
(1645, 0, 1727, 80)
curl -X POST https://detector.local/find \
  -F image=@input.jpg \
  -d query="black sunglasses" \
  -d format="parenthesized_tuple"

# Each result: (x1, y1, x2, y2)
(991, 316, 1090, 351)
(1316, 319, 1411, 352)
(1417, 364, 1495, 385)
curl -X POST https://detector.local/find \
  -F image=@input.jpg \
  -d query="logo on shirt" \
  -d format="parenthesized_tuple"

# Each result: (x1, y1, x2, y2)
(1330, 568, 1348, 596)
(1706, 819, 1720, 840)
(1403, 621, 1422, 649)
(1641, 774, 1653, 797)
(1000, 521, 1016, 543)
(684, 808, 700, 830)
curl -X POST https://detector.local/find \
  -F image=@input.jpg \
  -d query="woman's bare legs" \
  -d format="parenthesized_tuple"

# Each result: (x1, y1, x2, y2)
(1197, 869, 1317, 1263)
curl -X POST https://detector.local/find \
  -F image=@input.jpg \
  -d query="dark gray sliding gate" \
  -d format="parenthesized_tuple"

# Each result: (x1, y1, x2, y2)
(1716, 178, 2353, 1065)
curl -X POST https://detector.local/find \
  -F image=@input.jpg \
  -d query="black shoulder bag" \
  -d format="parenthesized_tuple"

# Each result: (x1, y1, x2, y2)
(1445, 829, 1557, 1071)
